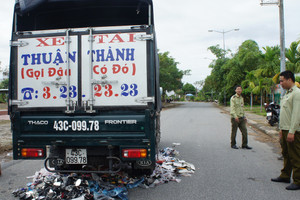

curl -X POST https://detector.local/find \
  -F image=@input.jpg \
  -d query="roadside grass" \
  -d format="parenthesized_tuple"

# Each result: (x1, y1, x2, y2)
(244, 105, 266, 117)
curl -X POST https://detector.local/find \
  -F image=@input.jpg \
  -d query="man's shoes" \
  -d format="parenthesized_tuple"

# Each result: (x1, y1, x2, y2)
(242, 145, 252, 150)
(286, 183, 300, 190)
(231, 145, 238, 149)
(271, 177, 290, 183)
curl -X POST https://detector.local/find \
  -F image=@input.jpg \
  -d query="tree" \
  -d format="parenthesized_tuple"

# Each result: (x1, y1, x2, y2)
(242, 71, 256, 110)
(221, 40, 262, 106)
(237, 40, 262, 72)
(194, 80, 204, 96)
(257, 46, 280, 103)
(286, 41, 300, 73)
(260, 46, 280, 76)
(182, 83, 196, 95)
(0, 66, 9, 77)
(0, 79, 8, 89)
(202, 39, 300, 106)
(251, 69, 271, 112)
(202, 75, 216, 101)
(225, 40, 262, 91)
(202, 45, 230, 102)
(0, 61, 9, 103)
(0, 79, 8, 103)
(159, 51, 184, 101)
(207, 45, 226, 59)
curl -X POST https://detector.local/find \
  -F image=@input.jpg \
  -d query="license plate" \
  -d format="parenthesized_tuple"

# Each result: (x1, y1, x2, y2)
(65, 149, 87, 164)
(267, 112, 272, 117)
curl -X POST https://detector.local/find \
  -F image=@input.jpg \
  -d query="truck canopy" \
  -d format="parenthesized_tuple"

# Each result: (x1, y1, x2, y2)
(10, 0, 161, 112)
(15, 0, 153, 31)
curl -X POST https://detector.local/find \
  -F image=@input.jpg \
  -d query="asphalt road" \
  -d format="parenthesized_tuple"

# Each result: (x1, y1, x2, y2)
(1, 102, 299, 199)
(129, 102, 299, 200)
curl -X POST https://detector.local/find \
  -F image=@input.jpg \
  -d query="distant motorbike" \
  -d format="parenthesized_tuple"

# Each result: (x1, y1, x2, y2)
(265, 102, 280, 126)
(166, 98, 173, 103)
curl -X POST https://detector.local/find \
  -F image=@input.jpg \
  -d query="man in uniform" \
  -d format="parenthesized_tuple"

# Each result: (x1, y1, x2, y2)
(271, 70, 300, 190)
(230, 85, 252, 150)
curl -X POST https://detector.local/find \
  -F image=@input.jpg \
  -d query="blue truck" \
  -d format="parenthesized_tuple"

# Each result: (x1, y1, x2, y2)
(9, 0, 161, 175)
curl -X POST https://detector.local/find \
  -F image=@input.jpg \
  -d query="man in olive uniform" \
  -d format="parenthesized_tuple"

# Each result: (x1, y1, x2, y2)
(271, 71, 300, 190)
(230, 85, 252, 150)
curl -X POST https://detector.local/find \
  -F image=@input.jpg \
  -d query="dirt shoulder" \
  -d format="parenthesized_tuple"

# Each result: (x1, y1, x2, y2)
(162, 101, 183, 110)
(0, 120, 12, 162)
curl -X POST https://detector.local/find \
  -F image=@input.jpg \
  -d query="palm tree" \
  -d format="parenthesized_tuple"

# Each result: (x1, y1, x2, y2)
(251, 69, 271, 112)
(258, 46, 280, 104)
(286, 41, 300, 73)
(242, 71, 257, 110)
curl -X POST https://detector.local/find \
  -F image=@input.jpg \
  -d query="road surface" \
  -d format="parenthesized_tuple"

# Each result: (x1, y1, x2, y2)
(0, 102, 299, 199)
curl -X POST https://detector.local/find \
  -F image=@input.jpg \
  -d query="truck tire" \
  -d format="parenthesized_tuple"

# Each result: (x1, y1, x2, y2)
(269, 120, 275, 126)
(131, 163, 155, 177)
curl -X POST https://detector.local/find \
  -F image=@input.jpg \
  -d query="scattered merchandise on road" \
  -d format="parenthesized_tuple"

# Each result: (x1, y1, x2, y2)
(12, 147, 195, 200)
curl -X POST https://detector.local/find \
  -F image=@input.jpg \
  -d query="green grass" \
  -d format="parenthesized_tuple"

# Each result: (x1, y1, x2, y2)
(244, 105, 266, 116)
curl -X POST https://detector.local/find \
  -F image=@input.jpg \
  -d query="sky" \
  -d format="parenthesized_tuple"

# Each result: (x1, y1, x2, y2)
(1, 0, 300, 85)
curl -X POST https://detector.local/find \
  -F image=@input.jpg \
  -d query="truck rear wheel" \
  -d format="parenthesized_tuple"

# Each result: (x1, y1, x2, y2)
(130, 163, 155, 177)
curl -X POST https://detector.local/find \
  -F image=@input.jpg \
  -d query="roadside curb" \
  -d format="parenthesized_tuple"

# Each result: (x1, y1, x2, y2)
(0, 110, 7, 115)
(0, 109, 9, 121)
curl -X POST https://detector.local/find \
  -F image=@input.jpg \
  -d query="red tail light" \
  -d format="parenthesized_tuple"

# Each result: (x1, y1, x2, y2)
(122, 149, 147, 158)
(21, 148, 44, 158)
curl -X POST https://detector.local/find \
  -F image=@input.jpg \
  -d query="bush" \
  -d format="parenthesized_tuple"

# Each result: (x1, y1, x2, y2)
(0, 79, 8, 103)
(194, 97, 201, 101)
(179, 96, 185, 101)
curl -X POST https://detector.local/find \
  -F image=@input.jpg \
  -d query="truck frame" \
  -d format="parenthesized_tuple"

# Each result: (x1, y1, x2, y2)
(9, 0, 161, 174)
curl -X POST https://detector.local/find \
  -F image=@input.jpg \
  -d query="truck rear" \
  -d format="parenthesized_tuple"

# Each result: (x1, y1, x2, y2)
(9, 0, 161, 174)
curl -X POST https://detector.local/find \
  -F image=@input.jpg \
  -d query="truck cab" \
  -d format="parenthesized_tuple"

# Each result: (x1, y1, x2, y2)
(9, 0, 161, 174)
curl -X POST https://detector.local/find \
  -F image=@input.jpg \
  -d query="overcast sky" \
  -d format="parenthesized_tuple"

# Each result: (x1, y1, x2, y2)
(1, 0, 300, 85)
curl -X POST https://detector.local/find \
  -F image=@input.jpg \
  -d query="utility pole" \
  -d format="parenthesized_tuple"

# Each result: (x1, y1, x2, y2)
(208, 29, 239, 106)
(279, 0, 286, 72)
(208, 29, 239, 56)
(260, 0, 286, 96)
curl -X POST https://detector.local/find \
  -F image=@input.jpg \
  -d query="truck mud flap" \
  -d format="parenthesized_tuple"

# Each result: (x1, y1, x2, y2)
(44, 156, 122, 174)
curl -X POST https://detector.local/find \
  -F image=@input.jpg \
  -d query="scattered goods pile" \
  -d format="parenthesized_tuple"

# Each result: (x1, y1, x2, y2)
(12, 147, 195, 200)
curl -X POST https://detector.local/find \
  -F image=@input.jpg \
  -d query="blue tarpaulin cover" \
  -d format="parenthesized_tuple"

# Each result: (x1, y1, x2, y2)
(186, 94, 194, 96)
